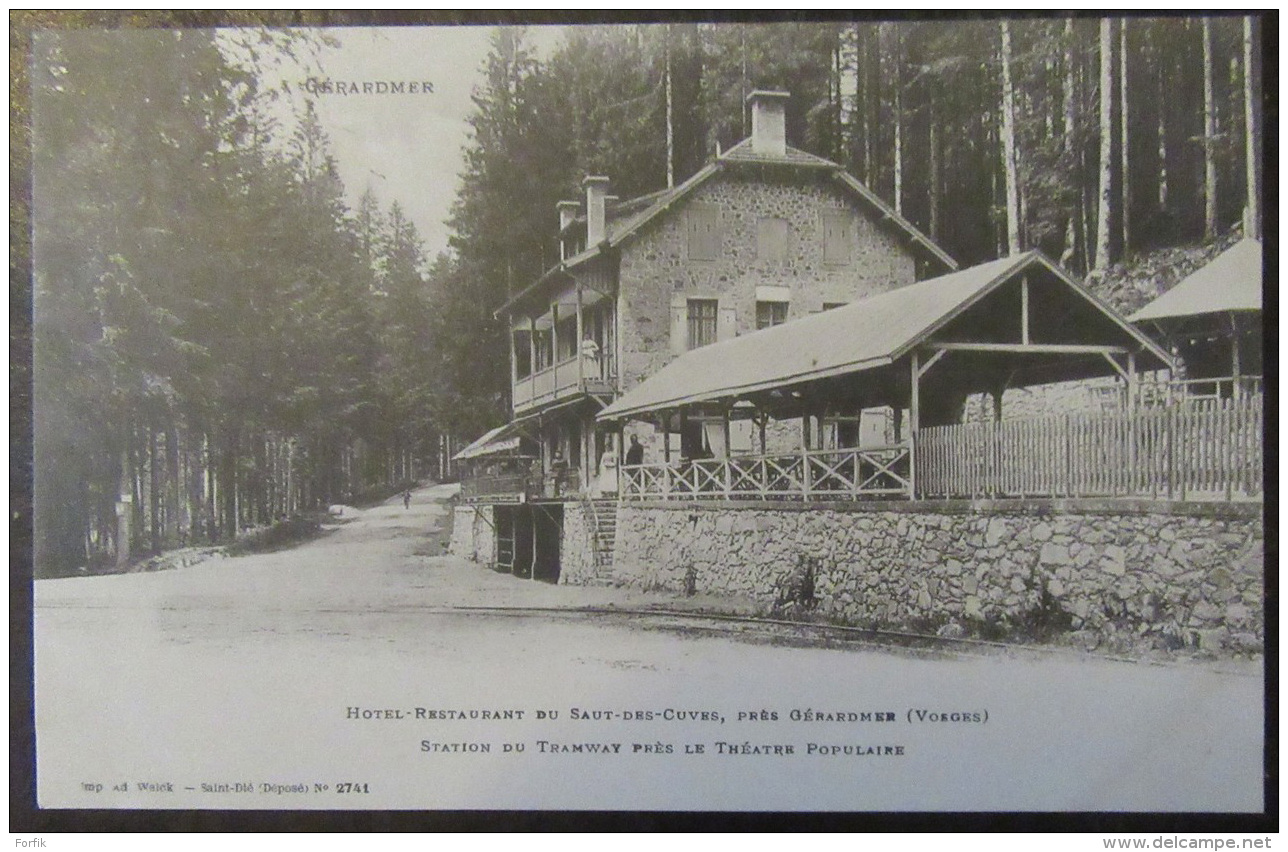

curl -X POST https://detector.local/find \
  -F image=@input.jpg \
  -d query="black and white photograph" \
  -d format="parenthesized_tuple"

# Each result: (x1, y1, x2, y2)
(15, 11, 1271, 826)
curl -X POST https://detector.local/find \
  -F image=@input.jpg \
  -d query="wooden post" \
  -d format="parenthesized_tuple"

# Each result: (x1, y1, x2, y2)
(662, 412, 671, 463)
(1020, 274, 1030, 345)
(551, 303, 560, 385)
(722, 409, 732, 499)
(1127, 350, 1137, 495)
(528, 316, 538, 376)
(575, 285, 585, 387)
(909, 351, 920, 499)
(1231, 313, 1242, 402)
(509, 324, 518, 386)
(758, 414, 767, 455)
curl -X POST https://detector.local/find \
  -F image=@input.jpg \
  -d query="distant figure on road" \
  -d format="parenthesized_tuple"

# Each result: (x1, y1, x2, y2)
(625, 435, 644, 467)
(402, 489, 411, 509)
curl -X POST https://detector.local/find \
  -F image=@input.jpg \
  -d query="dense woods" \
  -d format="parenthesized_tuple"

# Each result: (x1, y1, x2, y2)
(21, 14, 1265, 575)
(29, 27, 445, 574)
(441, 14, 1265, 440)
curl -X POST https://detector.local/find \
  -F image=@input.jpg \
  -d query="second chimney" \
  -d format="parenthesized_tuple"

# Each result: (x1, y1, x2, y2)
(583, 175, 610, 247)
(747, 90, 790, 157)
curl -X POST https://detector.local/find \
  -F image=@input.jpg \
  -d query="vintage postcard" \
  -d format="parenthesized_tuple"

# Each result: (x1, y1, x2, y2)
(22, 13, 1269, 819)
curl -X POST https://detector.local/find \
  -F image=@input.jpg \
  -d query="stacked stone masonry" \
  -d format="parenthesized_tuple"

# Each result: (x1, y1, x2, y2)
(616, 171, 916, 391)
(609, 501, 1263, 651)
(449, 504, 495, 567)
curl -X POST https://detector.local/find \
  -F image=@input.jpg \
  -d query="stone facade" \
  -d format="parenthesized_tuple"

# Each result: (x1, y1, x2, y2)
(616, 170, 918, 391)
(558, 501, 600, 586)
(609, 500, 1263, 651)
(449, 503, 495, 566)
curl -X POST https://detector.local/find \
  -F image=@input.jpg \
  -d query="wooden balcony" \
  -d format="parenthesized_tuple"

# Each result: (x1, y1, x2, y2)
(513, 356, 615, 414)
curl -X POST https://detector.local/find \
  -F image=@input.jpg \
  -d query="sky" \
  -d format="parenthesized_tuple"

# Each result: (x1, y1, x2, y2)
(272, 26, 566, 259)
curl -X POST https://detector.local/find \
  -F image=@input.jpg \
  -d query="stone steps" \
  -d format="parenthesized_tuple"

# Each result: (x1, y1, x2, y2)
(589, 499, 618, 573)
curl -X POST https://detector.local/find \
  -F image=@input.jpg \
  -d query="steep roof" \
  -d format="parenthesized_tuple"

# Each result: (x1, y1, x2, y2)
(1130, 238, 1263, 323)
(496, 141, 957, 318)
(598, 252, 1169, 421)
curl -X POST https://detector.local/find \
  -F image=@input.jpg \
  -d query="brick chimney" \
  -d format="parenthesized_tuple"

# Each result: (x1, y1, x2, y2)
(583, 175, 610, 246)
(746, 90, 790, 157)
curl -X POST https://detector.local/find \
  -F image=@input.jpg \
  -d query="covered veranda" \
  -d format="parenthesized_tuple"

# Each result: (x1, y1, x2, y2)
(1130, 237, 1263, 402)
(597, 252, 1200, 501)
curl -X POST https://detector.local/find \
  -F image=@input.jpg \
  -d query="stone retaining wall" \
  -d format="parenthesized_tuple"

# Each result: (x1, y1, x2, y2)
(449, 503, 495, 566)
(609, 500, 1263, 652)
(559, 502, 599, 586)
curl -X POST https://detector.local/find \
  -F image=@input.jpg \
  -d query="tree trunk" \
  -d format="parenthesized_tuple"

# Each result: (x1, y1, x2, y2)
(1243, 16, 1259, 238)
(1061, 18, 1078, 268)
(891, 24, 903, 216)
(1001, 20, 1021, 255)
(665, 24, 675, 189)
(1202, 16, 1218, 240)
(928, 94, 940, 240)
(115, 448, 131, 569)
(1120, 18, 1131, 255)
(1094, 18, 1113, 273)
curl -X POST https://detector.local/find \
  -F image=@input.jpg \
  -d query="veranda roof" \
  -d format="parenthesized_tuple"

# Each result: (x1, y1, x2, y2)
(452, 424, 521, 461)
(598, 252, 1169, 422)
(1130, 238, 1263, 323)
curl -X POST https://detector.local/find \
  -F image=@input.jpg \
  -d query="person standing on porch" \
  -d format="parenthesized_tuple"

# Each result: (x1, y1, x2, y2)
(625, 435, 644, 466)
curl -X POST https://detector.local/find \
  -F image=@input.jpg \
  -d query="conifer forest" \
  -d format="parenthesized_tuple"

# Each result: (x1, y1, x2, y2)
(16, 13, 1267, 575)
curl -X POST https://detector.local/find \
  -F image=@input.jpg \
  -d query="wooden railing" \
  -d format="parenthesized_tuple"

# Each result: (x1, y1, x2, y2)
(460, 467, 586, 502)
(918, 394, 1263, 501)
(460, 471, 532, 503)
(513, 356, 616, 412)
(620, 444, 911, 501)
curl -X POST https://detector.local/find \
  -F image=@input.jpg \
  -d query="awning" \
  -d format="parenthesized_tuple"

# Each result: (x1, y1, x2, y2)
(1130, 239, 1262, 323)
(452, 424, 521, 461)
(599, 251, 1170, 422)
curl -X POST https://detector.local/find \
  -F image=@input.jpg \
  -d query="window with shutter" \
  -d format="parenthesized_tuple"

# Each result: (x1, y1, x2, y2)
(687, 204, 720, 261)
(822, 211, 852, 265)
(686, 299, 718, 349)
(756, 217, 789, 263)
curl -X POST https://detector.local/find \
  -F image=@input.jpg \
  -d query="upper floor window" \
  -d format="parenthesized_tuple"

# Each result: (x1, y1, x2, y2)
(756, 217, 790, 263)
(822, 211, 852, 265)
(687, 298, 719, 349)
(687, 204, 720, 261)
(756, 300, 788, 329)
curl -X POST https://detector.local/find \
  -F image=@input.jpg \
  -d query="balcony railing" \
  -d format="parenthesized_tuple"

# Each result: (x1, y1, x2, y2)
(513, 355, 615, 413)
(620, 445, 912, 501)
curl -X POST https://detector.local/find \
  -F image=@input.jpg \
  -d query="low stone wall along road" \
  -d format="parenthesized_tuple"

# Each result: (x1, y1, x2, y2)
(34, 484, 1263, 812)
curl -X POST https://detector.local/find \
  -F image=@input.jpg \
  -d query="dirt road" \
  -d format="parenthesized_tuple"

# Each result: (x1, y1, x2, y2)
(33, 484, 1264, 812)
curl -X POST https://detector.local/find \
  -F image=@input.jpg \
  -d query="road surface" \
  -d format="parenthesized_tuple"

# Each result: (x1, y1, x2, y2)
(33, 484, 1264, 812)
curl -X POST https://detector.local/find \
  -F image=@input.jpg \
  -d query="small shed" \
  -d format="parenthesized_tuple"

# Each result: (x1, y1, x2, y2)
(1130, 238, 1263, 397)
